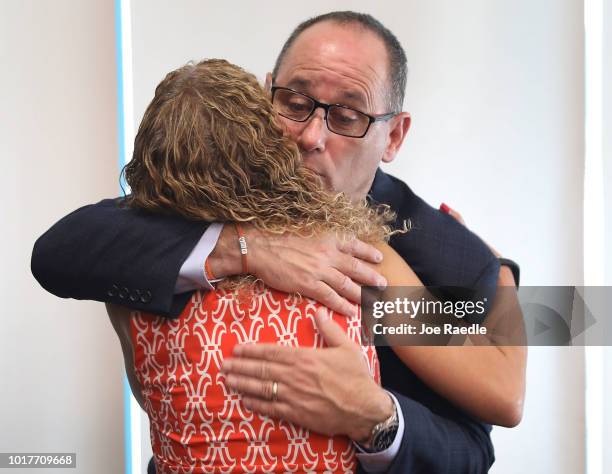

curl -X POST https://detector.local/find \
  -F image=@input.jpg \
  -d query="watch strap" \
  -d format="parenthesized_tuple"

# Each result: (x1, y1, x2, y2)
(498, 257, 520, 289)
(357, 395, 399, 453)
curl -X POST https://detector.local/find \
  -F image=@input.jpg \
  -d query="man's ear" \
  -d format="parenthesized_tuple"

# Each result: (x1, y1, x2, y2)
(264, 72, 273, 95)
(382, 112, 411, 163)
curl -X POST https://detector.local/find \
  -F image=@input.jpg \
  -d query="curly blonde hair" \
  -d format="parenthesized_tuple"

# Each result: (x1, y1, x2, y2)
(124, 59, 394, 246)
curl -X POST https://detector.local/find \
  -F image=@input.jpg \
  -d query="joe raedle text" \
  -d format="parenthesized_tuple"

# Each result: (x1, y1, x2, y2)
(371, 321, 488, 336)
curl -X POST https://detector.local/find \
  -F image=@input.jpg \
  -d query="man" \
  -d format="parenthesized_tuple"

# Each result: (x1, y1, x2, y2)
(32, 11, 525, 473)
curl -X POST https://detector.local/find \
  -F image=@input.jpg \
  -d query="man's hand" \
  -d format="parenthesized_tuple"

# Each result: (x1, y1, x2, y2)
(209, 224, 387, 316)
(221, 308, 393, 442)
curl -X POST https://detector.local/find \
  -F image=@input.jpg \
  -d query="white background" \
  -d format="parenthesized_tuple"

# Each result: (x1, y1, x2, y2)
(1, 1, 124, 473)
(1, 1, 610, 473)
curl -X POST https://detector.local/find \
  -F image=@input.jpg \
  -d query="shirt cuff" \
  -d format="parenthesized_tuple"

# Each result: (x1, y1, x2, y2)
(174, 223, 224, 293)
(354, 391, 405, 473)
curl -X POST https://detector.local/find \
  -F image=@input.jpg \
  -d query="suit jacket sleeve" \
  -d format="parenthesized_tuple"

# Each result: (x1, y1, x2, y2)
(383, 391, 494, 474)
(31, 198, 209, 317)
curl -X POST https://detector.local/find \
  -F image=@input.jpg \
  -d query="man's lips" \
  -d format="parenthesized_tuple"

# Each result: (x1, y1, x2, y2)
(303, 165, 328, 185)
(305, 168, 325, 178)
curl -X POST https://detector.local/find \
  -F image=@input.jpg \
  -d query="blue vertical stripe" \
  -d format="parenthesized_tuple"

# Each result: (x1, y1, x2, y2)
(114, 0, 133, 473)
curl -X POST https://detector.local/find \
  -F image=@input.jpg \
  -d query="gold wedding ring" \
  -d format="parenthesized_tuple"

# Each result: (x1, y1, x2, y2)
(271, 381, 279, 402)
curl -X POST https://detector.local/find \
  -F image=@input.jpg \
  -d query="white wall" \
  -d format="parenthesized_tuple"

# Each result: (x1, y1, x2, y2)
(605, 0, 612, 289)
(0, 1, 124, 472)
(602, 0, 612, 471)
(129, 1, 587, 473)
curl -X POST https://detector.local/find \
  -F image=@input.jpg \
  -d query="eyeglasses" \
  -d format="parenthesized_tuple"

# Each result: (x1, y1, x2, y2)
(271, 86, 396, 138)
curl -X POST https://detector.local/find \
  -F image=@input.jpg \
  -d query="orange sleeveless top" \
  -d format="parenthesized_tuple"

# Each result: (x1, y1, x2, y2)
(131, 288, 379, 474)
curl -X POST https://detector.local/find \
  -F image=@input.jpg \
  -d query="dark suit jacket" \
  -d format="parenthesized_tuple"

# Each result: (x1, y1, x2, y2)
(32, 168, 498, 473)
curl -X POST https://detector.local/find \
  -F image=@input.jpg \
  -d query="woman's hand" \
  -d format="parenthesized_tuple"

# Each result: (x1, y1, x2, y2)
(440, 202, 502, 258)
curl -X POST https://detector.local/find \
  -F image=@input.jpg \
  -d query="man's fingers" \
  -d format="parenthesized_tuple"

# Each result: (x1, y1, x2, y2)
(310, 281, 356, 317)
(225, 374, 278, 400)
(339, 237, 383, 264)
(335, 237, 386, 288)
(336, 253, 387, 289)
(232, 342, 297, 364)
(241, 396, 292, 422)
(313, 307, 352, 348)
(322, 268, 362, 306)
(221, 358, 286, 382)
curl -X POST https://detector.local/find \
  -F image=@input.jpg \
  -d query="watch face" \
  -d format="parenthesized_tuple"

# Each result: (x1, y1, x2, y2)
(373, 421, 399, 451)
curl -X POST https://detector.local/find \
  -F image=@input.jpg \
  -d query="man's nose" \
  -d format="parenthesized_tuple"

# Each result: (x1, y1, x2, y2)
(296, 107, 328, 153)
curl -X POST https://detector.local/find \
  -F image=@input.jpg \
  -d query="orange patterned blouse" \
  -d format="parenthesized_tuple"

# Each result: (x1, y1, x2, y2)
(130, 287, 379, 474)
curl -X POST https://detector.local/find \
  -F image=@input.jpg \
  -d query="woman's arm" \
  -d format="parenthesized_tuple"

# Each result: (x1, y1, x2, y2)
(368, 243, 526, 427)
(106, 303, 146, 410)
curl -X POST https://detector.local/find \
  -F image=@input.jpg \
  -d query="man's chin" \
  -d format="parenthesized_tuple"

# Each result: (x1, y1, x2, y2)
(318, 176, 334, 192)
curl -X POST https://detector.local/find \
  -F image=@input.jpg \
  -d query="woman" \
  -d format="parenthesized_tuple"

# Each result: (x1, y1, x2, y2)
(108, 58, 393, 474)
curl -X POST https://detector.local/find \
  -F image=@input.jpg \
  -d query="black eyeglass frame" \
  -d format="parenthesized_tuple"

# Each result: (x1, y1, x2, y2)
(270, 86, 397, 138)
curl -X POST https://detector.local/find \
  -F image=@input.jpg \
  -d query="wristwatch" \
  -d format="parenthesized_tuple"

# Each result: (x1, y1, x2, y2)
(498, 257, 520, 289)
(358, 396, 399, 453)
